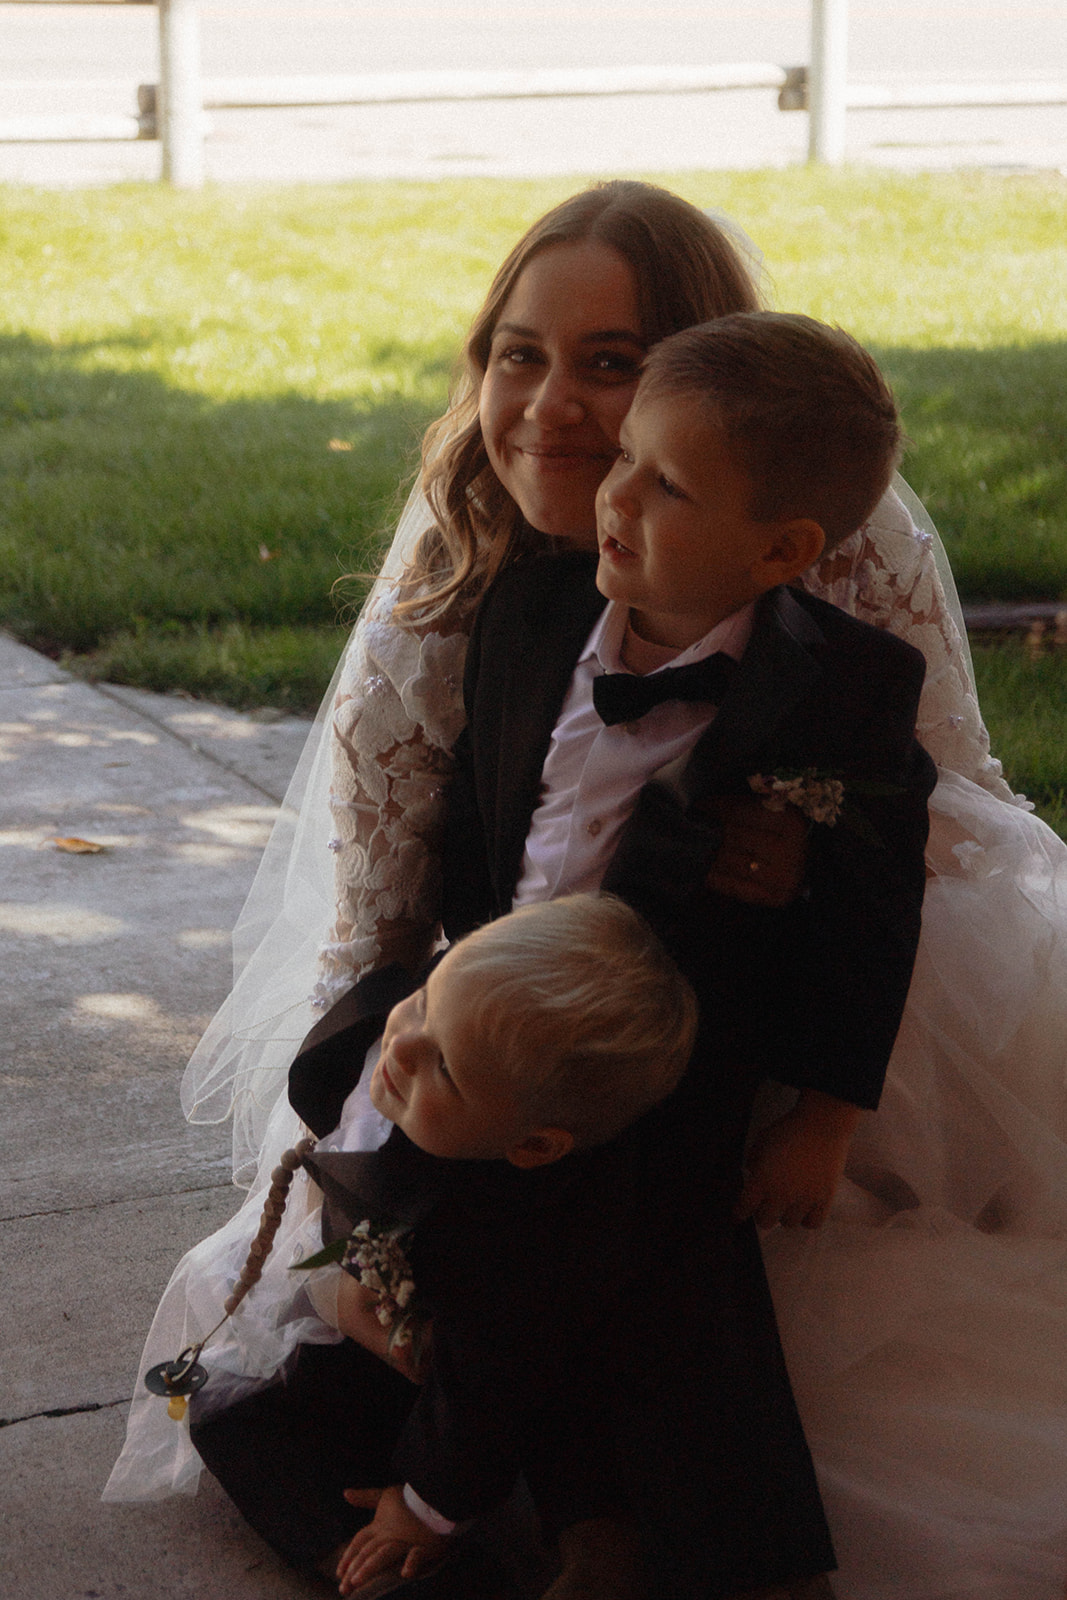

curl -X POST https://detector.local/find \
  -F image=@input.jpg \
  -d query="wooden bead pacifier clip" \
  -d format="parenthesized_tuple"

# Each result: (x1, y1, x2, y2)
(144, 1139, 315, 1420)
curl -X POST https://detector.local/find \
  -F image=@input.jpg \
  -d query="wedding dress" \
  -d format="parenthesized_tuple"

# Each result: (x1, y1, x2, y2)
(774, 482, 1067, 1599)
(105, 476, 1067, 1599)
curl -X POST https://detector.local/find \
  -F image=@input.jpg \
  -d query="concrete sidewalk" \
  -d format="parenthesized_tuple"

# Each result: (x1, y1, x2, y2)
(0, 631, 332, 1599)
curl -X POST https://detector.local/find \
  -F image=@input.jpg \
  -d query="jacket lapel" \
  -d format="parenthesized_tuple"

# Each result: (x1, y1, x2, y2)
(491, 553, 605, 905)
(304, 1130, 450, 1242)
(680, 586, 826, 801)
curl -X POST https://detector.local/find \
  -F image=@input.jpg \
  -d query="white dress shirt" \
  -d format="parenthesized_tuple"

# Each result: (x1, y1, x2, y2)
(513, 600, 754, 905)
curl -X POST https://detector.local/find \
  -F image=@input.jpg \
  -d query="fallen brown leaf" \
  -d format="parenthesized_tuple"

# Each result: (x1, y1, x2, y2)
(49, 836, 106, 854)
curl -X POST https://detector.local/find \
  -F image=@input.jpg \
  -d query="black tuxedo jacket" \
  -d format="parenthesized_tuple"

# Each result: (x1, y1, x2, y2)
(443, 551, 937, 1114)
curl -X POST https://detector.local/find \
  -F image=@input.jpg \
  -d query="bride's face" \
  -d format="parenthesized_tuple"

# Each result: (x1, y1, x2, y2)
(478, 239, 646, 547)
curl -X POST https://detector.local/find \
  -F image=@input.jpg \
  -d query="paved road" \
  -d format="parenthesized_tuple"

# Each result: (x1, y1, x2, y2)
(2, 0, 1066, 182)
(6, 0, 1067, 81)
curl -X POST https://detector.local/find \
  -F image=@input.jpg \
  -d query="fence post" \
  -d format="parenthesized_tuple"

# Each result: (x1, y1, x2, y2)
(808, 0, 848, 163)
(158, 0, 203, 187)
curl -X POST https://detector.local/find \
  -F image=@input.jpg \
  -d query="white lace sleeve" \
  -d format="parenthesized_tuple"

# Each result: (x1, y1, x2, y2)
(313, 590, 469, 1007)
(179, 481, 474, 1181)
(798, 479, 1024, 806)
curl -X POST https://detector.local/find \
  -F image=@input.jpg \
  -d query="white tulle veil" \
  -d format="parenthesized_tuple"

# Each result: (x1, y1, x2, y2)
(179, 478, 437, 1185)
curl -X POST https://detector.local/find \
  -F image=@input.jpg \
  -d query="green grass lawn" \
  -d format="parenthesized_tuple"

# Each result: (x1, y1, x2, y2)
(1, 168, 1065, 822)
(972, 639, 1067, 837)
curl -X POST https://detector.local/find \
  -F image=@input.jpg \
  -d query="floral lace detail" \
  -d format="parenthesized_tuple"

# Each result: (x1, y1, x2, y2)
(799, 487, 1023, 806)
(313, 587, 471, 1004)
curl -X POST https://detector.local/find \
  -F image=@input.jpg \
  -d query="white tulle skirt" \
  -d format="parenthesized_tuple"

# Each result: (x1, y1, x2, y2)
(764, 768, 1067, 1598)
(106, 770, 1067, 1598)
(102, 1091, 337, 1501)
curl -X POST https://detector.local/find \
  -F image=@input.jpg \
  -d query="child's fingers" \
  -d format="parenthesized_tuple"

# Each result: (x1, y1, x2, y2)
(335, 1527, 372, 1578)
(344, 1487, 384, 1510)
(401, 1545, 441, 1579)
(335, 1536, 367, 1587)
(338, 1535, 406, 1594)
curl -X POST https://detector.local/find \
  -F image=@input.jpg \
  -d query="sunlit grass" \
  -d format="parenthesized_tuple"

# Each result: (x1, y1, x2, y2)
(971, 639, 1067, 836)
(0, 169, 1065, 727)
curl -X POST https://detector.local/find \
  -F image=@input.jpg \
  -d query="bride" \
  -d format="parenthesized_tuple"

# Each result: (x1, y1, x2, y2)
(106, 180, 1067, 1598)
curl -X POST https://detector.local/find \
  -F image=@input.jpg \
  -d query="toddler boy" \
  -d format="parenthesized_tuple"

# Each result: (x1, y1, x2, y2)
(195, 894, 697, 1591)
(317, 893, 696, 1593)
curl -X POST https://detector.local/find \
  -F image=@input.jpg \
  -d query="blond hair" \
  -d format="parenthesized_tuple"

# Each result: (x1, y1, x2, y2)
(445, 894, 698, 1148)
(640, 312, 903, 551)
(395, 182, 761, 625)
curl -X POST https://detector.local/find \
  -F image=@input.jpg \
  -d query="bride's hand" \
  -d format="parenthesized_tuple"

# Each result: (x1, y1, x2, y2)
(704, 796, 808, 907)
(736, 1090, 862, 1229)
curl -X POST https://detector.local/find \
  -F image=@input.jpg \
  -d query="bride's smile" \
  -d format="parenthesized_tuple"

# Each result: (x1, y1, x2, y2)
(478, 237, 646, 544)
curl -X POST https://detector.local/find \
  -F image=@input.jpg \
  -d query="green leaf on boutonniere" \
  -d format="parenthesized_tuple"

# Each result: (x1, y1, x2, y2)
(289, 1237, 347, 1271)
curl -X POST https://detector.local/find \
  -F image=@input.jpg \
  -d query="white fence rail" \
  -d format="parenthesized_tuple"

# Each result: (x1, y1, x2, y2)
(195, 64, 793, 108)
(2, 0, 1065, 185)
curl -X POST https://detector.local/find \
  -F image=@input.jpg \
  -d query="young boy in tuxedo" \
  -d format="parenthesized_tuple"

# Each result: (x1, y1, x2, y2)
(305, 894, 697, 1594)
(436, 312, 938, 1596)
(446, 311, 936, 1230)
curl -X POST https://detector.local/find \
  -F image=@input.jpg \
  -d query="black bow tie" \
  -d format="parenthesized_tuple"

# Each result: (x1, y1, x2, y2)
(592, 651, 737, 727)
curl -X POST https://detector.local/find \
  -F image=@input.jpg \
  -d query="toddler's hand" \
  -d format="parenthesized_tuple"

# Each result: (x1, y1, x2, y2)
(736, 1090, 861, 1229)
(335, 1274, 431, 1382)
(336, 1485, 450, 1594)
(335, 1276, 394, 1360)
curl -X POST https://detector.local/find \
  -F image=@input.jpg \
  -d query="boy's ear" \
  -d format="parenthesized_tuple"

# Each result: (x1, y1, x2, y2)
(506, 1127, 575, 1169)
(753, 518, 826, 587)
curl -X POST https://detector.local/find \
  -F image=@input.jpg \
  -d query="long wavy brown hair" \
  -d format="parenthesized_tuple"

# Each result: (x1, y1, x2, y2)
(393, 181, 762, 625)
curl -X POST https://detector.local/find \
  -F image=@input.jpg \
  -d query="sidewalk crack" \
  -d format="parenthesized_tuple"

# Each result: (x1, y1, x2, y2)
(0, 1176, 235, 1225)
(0, 1396, 130, 1429)
(92, 680, 292, 805)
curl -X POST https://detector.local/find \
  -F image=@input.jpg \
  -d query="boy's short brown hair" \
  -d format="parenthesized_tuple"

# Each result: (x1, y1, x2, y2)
(640, 311, 903, 550)
(447, 894, 697, 1149)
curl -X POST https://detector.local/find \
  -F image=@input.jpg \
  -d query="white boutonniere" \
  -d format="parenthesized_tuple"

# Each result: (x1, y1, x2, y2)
(342, 1219, 417, 1340)
(747, 767, 904, 845)
(748, 768, 846, 826)
(292, 1216, 423, 1357)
